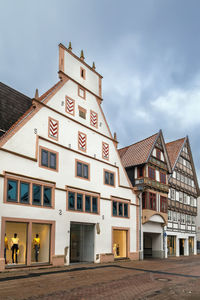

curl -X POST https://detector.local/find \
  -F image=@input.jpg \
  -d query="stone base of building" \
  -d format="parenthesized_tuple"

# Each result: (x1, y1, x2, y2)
(52, 255, 65, 267)
(0, 258, 5, 271)
(100, 253, 114, 263)
(152, 250, 165, 259)
(129, 252, 139, 260)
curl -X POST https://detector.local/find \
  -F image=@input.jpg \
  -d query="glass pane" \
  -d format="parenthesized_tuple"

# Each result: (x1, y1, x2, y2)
(77, 193, 83, 211)
(119, 203, 123, 216)
(83, 164, 88, 179)
(92, 197, 98, 213)
(5, 221, 27, 265)
(113, 201, 117, 216)
(77, 162, 82, 177)
(68, 192, 75, 210)
(50, 153, 56, 169)
(7, 180, 18, 202)
(20, 182, 29, 203)
(110, 173, 114, 186)
(43, 187, 52, 207)
(41, 150, 48, 167)
(32, 184, 41, 205)
(85, 195, 91, 212)
(105, 171, 109, 184)
(124, 204, 128, 217)
(31, 223, 50, 264)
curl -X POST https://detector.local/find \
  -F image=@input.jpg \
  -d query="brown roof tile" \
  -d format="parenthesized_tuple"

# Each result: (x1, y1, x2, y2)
(166, 138, 185, 169)
(119, 132, 159, 168)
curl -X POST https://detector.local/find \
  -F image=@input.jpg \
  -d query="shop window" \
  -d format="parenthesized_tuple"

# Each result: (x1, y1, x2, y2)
(160, 172, 166, 184)
(5, 176, 54, 208)
(31, 223, 51, 264)
(160, 196, 167, 213)
(7, 179, 18, 202)
(148, 167, 155, 180)
(149, 192, 156, 210)
(112, 200, 129, 218)
(40, 147, 58, 172)
(67, 189, 99, 214)
(167, 236, 176, 256)
(104, 170, 115, 186)
(76, 160, 89, 180)
(137, 166, 143, 178)
(20, 182, 30, 204)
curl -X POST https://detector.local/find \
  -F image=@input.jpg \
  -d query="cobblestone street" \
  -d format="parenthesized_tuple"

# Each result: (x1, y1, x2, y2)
(1, 256, 200, 299)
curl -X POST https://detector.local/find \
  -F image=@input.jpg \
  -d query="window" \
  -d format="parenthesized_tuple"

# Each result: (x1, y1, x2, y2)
(148, 167, 155, 180)
(156, 148, 161, 160)
(104, 170, 115, 186)
(149, 192, 156, 210)
(171, 189, 175, 200)
(5, 176, 54, 208)
(179, 192, 183, 203)
(168, 210, 172, 221)
(76, 160, 89, 180)
(20, 182, 30, 204)
(67, 189, 99, 214)
(160, 196, 167, 213)
(78, 106, 86, 119)
(160, 172, 166, 184)
(40, 147, 58, 171)
(137, 166, 143, 178)
(181, 213, 185, 224)
(112, 200, 129, 218)
(7, 179, 18, 202)
(80, 67, 86, 79)
(173, 211, 177, 222)
(142, 192, 147, 209)
(78, 86, 86, 99)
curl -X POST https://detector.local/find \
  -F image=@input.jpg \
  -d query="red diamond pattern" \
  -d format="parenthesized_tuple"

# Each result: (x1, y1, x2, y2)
(90, 111, 97, 127)
(79, 132, 86, 151)
(49, 119, 58, 139)
(66, 98, 74, 114)
(103, 142, 109, 159)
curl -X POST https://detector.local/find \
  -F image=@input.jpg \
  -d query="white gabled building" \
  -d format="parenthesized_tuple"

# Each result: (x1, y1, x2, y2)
(0, 43, 138, 270)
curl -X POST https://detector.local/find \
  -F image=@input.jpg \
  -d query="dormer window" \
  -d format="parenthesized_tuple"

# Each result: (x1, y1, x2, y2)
(80, 67, 86, 80)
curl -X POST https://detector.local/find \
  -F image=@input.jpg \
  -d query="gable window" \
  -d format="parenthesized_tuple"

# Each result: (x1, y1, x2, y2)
(5, 176, 54, 208)
(76, 160, 90, 180)
(149, 192, 156, 210)
(78, 86, 86, 99)
(78, 106, 86, 119)
(160, 196, 167, 213)
(104, 170, 115, 186)
(40, 147, 58, 172)
(80, 67, 86, 79)
(160, 172, 166, 184)
(137, 166, 143, 178)
(67, 189, 99, 214)
(148, 167, 155, 180)
(156, 148, 161, 160)
(112, 200, 129, 218)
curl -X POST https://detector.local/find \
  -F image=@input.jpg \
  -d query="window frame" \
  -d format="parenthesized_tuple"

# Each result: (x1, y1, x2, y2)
(4, 175, 54, 208)
(39, 146, 59, 172)
(104, 169, 115, 187)
(137, 166, 144, 178)
(78, 85, 86, 99)
(148, 166, 155, 180)
(111, 198, 130, 218)
(48, 117, 59, 141)
(90, 110, 98, 129)
(80, 67, 86, 80)
(160, 196, 167, 213)
(160, 172, 166, 184)
(149, 192, 156, 210)
(65, 96, 75, 116)
(75, 159, 90, 181)
(78, 105, 87, 119)
(67, 188, 100, 214)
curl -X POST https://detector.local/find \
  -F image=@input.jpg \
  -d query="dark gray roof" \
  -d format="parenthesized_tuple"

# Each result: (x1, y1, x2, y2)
(0, 82, 32, 137)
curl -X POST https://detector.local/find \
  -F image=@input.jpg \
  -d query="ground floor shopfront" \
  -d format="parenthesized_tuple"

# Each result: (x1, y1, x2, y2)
(0, 217, 55, 269)
(167, 232, 197, 257)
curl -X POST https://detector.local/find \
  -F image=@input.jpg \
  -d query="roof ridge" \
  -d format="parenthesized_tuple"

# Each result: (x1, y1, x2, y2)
(119, 132, 159, 151)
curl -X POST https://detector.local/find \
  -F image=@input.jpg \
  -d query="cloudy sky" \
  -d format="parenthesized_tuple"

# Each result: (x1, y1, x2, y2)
(1, 0, 200, 178)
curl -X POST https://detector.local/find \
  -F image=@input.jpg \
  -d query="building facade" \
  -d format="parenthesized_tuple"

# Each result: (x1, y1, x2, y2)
(166, 137, 199, 257)
(119, 130, 172, 259)
(0, 43, 138, 270)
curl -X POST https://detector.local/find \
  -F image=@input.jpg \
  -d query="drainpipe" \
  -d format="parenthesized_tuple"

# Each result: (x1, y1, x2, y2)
(138, 190, 143, 260)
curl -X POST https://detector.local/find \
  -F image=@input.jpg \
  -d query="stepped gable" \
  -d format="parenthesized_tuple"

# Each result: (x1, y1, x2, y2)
(118, 132, 158, 168)
(0, 82, 32, 137)
(166, 138, 185, 169)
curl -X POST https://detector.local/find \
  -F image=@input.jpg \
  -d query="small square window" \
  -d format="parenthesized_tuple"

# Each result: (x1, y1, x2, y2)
(104, 170, 115, 186)
(40, 147, 58, 171)
(76, 160, 89, 180)
(80, 67, 86, 79)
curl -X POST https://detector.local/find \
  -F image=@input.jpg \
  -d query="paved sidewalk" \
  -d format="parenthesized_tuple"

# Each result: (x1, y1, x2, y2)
(1, 256, 200, 299)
